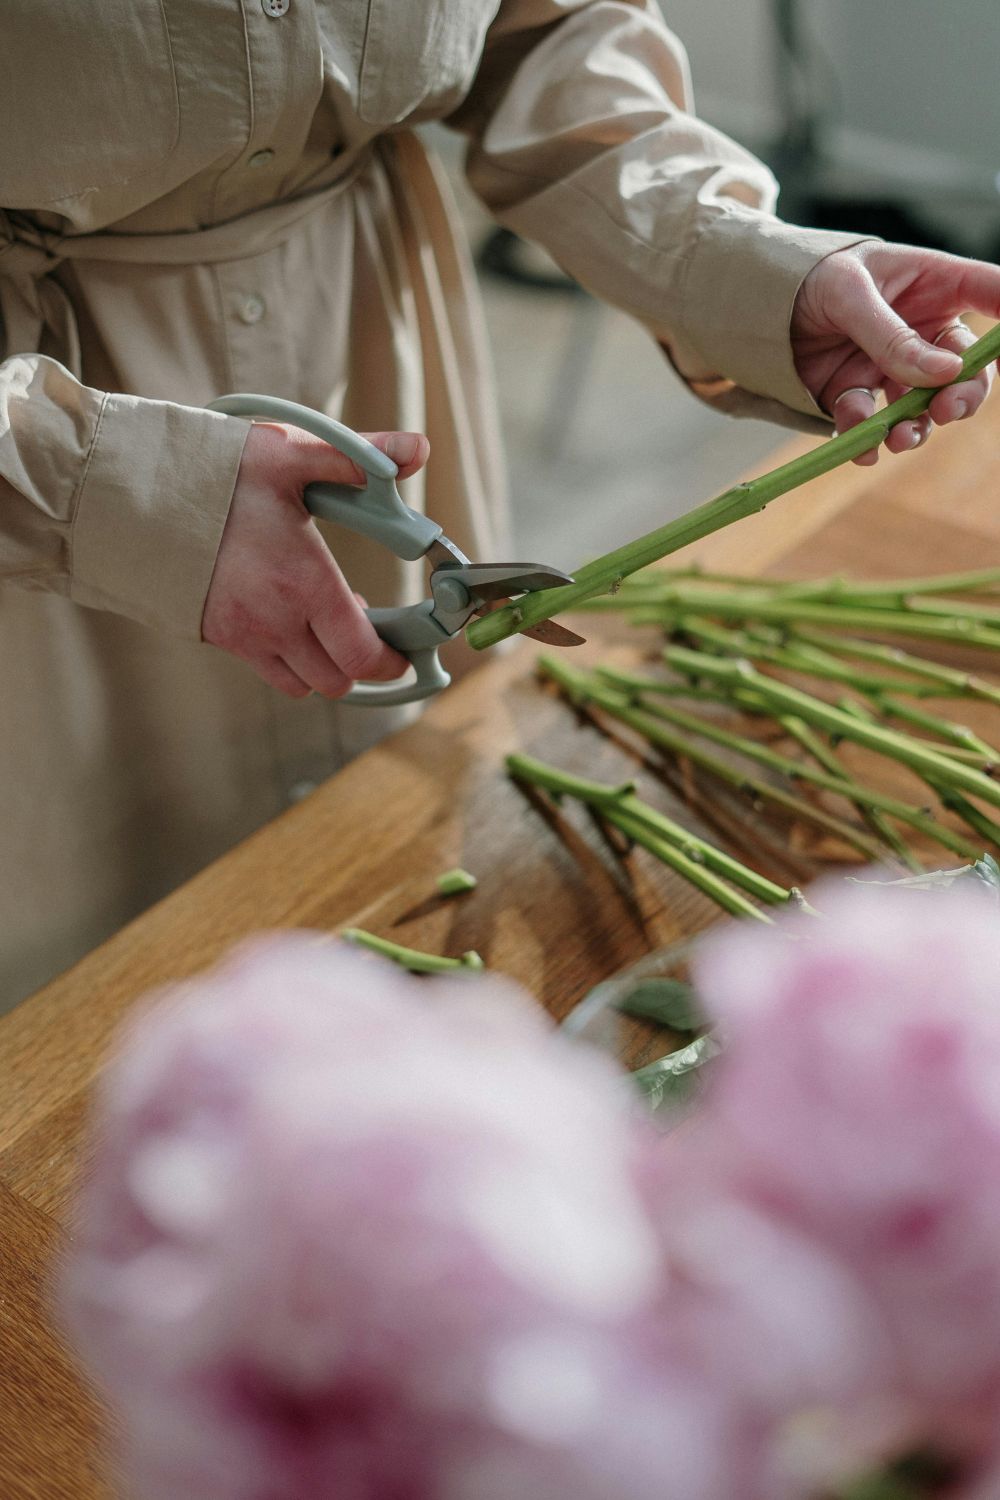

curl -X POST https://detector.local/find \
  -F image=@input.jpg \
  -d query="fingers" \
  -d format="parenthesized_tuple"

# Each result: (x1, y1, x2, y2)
(832, 316, 989, 466)
(926, 321, 992, 426)
(252, 656, 313, 699)
(311, 568, 409, 687)
(205, 419, 427, 698)
(827, 261, 964, 390)
(952, 256, 1000, 321)
(364, 431, 431, 480)
(279, 425, 431, 488)
(832, 387, 880, 466)
(280, 630, 352, 699)
(885, 411, 932, 455)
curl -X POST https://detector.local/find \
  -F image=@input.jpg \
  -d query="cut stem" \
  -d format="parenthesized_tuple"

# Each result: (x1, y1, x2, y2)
(866, 695, 998, 764)
(341, 929, 484, 973)
(791, 629, 1000, 707)
(662, 645, 1000, 811)
(617, 592, 1000, 649)
(539, 656, 890, 863)
(596, 666, 977, 860)
(777, 713, 922, 871)
(506, 750, 792, 907)
(436, 867, 478, 896)
(674, 615, 944, 697)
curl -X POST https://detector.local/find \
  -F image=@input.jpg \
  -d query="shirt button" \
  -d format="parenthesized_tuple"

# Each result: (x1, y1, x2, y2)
(261, 0, 289, 14)
(247, 148, 275, 169)
(237, 294, 266, 325)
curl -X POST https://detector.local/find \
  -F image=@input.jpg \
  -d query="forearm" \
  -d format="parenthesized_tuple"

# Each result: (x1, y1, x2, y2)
(454, 0, 867, 426)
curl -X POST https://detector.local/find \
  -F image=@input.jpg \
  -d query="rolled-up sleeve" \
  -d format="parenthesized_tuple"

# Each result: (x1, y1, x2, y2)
(451, 0, 869, 429)
(0, 354, 249, 636)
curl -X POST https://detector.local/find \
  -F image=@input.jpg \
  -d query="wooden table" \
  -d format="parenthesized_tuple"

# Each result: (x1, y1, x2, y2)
(4, 398, 1000, 1498)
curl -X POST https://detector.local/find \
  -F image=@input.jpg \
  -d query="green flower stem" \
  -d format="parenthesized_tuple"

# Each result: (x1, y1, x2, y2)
(613, 592, 1000, 650)
(540, 656, 889, 862)
(633, 565, 1000, 601)
(867, 695, 998, 764)
(596, 666, 977, 860)
(838, 702, 988, 811)
(466, 324, 1000, 650)
(777, 713, 922, 872)
(790, 627, 1000, 705)
(770, 566, 1000, 603)
(926, 783, 1000, 849)
(897, 595, 1000, 625)
(673, 615, 943, 697)
(663, 645, 1000, 810)
(602, 805, 774, 921)
(505, 750, 792, 906)
(341, 928, 484, 972)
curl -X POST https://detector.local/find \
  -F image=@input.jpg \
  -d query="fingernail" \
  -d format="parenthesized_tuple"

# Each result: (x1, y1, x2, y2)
(954, 399, 968, 419)
(918, 346, 959, 376)
(384, 433, 419, 465)
(910, 427, 921, 447)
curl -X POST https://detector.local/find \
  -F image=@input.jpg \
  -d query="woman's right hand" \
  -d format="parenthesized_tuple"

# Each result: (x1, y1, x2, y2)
(202, 421, 430, 698)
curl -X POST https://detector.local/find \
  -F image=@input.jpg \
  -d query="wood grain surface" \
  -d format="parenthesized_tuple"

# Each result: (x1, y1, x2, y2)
(4, 397, 1000, 1497)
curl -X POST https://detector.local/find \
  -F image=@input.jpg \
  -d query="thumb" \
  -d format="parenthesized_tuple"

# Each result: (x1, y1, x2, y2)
(364, 430, 431, 480)
(839, 274, 963, 388)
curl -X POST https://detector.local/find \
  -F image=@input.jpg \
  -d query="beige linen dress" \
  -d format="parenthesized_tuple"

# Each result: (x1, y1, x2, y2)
(0, 0, 861, 1007)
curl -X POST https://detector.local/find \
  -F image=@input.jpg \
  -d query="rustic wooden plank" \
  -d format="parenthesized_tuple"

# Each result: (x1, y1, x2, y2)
(0, 1182, 110, 1500)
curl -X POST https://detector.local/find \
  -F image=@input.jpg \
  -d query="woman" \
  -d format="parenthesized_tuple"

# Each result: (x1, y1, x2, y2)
(2, 0, 997, 1006)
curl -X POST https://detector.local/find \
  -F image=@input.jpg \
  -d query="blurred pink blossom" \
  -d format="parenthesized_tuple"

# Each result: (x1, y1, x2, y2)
(679, 880, 1000, 1490)
(60, 884, 1000, 1500)
(59, 935, 731, 1500)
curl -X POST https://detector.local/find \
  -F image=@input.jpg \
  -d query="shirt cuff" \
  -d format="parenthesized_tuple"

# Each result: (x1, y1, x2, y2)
(70, 395, 250, 639)
(664, 207, 875, 425)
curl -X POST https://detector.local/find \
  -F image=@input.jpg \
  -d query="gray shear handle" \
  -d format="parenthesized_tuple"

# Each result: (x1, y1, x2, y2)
(207, 394, 449, 708)
(342, 604, 452, 707)
(207, 394, 441, 560)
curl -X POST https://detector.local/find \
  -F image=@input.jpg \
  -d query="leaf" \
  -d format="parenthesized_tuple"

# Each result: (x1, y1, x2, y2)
(848, 855, 1000, 906)
(972, 851, 1000, 896)
(630, 1034, 720, 1112)
(615, 977, 705, 1033)
(847, 865, 972, 892)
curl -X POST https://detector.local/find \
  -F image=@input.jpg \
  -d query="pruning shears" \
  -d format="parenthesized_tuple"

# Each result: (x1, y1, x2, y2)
(208, 394, 583, 707)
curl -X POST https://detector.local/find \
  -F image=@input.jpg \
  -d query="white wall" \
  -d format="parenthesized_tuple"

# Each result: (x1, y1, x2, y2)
(658, 0, 778, 145)
(661, 1, 1000, 197)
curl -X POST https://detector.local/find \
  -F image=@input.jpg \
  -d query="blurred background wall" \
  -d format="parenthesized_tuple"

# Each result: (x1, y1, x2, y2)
(443, 0, 1000, 568)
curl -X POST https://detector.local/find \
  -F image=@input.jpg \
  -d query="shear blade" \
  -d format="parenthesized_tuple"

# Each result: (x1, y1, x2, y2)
(518, 619, 587, 647)
(456, 561, 574, 603)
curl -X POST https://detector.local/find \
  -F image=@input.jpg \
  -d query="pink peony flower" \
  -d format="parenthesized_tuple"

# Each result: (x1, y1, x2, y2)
(676, 880, 1000, 1488)
(59, 935, 732, 1500)
(61, 884, 1000, 1500)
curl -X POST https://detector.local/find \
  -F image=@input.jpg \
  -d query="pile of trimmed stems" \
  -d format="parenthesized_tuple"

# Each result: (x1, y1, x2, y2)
(507, 566, 1000, 923)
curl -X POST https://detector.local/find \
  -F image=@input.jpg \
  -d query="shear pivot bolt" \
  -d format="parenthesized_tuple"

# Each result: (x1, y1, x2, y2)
(435, 577, 471, 613)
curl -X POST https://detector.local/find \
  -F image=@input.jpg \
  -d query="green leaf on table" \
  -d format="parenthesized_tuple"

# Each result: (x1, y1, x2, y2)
(615, 977, 705, 1033)
(972, 851, 1000, 895)
(631, 1033, 720, 1112)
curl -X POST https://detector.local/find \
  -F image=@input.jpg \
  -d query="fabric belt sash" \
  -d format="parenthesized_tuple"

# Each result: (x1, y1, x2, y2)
(0, 144, 375, 376)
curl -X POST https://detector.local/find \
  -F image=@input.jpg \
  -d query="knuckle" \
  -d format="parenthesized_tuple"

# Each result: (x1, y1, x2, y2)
(315, 667, 350, 699)
(884, 325, 921, 360)
(205, 597, 265, 655)
(337, 640, 385, 681)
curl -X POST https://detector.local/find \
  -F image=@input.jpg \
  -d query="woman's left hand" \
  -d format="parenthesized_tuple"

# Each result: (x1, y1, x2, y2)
(791, 242, 1000, 465)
